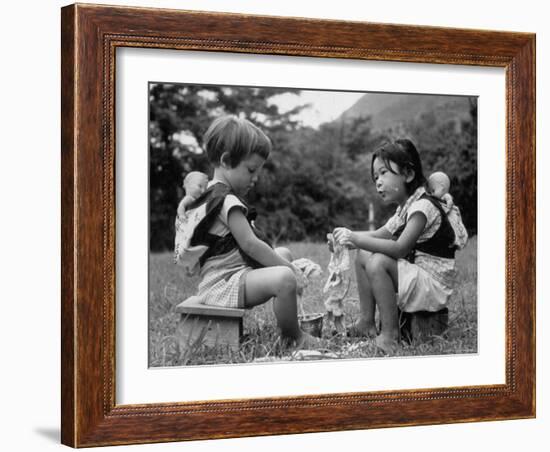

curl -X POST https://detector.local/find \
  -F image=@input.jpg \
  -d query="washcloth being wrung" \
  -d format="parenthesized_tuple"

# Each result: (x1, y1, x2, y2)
(324, 233, 351, 334)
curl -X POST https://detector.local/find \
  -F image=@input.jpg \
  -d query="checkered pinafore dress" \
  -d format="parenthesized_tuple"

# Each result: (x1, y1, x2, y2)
(185, 183, 269, 308)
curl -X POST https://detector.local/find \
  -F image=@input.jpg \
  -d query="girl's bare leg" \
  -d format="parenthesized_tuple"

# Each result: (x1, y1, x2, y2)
(353, 250, 378, 337)
(245, 247, 322, 348)
(366, 253, 399, 352)
(244, 266, 301, 338)
(244, 247, 321, 347)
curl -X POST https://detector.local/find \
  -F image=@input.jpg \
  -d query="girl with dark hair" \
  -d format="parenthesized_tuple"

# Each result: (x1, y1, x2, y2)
(333, 139, 464, 353)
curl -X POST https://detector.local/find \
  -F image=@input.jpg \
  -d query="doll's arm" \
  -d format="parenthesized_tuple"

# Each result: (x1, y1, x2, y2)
(176, 195, 196, 217)
(441, 193, 454, 209)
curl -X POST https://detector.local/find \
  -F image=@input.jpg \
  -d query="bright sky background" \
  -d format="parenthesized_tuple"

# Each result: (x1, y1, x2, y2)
(269, 89, 364, 128)
(171, 89, 364, 151)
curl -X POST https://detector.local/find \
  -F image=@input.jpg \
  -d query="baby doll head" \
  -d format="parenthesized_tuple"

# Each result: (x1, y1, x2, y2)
(203, 115, 271, 168)
(183, 171, 208, 198)
(427, 171, 451, 199)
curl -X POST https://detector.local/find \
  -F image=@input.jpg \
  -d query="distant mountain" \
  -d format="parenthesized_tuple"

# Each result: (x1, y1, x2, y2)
(338, 92, 473, 132)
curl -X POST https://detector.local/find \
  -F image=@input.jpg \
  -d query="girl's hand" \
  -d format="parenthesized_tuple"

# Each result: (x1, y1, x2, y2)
(334, 227, 356, 248)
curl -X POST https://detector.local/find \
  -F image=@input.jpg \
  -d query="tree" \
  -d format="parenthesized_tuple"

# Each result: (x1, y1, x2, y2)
(150, 85, 477, 251)
(149, 84, 305, 250)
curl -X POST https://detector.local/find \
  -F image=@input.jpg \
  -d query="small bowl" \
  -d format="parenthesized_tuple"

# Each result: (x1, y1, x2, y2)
(299, 313, 324, 338)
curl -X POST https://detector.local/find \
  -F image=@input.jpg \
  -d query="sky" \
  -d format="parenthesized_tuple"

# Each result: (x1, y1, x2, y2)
(269, 89, 364, 129)
(171, 87, 365, 151)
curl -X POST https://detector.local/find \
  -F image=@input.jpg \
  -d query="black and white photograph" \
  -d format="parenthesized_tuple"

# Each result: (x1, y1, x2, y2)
(4, 0, 545, 450)
(148, 83, 478, 367)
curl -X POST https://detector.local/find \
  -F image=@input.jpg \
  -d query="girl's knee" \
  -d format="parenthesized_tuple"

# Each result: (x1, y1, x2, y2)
(275, 266, 297, 294)
(274, 247, 293, 262)
(355, 249, 372, 270)
(365, 253, 392, 276)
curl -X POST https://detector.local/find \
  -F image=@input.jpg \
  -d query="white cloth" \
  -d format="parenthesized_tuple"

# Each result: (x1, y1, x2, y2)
(440, 195, 469, 249)
(173, 204, 209, 276)
(323, 234, 351, 316)
(292, 258, 322, 281)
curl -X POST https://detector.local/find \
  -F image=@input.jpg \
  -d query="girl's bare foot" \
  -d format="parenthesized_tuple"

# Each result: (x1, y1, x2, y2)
(348, 320, 377, 338)
(375, 333, 399, 355)
(284, 331, 327, 350)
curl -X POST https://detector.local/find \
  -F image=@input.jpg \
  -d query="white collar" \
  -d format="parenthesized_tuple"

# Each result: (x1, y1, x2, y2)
(395, 186, 426, 220)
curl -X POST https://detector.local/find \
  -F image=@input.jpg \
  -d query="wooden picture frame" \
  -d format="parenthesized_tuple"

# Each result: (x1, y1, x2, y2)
(61, 3, 535, 447)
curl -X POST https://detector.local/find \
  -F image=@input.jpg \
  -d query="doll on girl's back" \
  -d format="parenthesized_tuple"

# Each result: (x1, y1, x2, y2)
(427, 171, 468, 250)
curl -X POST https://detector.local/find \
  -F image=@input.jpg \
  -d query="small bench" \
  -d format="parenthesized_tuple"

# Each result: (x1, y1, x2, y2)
(175, 297, 245, 352)
(399, 308, 449, 343)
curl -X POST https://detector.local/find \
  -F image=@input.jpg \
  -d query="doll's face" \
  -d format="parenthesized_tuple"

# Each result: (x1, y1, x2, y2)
(427, 173, 450, 198)
(185, 175, 208, 197)
(428, 179, 447, 198)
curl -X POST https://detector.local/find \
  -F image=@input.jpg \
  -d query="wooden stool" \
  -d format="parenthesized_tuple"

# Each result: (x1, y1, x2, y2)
(399, 308, 449, 343)
(175, 297, 245, 352)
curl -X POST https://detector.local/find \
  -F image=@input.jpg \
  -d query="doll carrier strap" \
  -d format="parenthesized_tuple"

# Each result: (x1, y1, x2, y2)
(188, 183, 232, 248)
(190, 183, 271, 269)
(393, 193, 456, 263)
(173, 183, 231, 273)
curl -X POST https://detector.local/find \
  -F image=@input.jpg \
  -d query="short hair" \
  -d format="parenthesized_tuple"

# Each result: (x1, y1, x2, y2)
(370, 138, 426, 195)
(203, 115, 272, 168)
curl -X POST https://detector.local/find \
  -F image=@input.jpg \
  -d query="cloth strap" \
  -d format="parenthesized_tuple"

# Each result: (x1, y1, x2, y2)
(393, 193, 456, 263)
(189, 183, 271, 268)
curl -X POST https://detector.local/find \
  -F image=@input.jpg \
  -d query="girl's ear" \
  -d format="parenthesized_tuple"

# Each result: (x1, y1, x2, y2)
(220, 152, 232, 168)
(404, 168, 415, 183)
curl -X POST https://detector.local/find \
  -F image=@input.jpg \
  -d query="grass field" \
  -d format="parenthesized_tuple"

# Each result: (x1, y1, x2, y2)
(149, 237, 477, 366)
